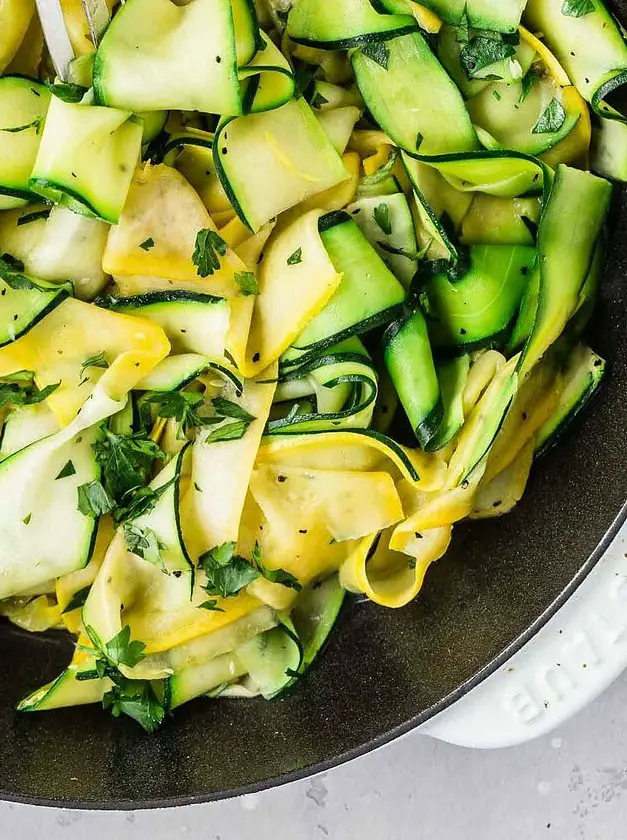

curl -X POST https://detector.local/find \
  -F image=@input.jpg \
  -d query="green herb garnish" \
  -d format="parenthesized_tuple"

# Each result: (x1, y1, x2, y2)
(80, 352, 109, 380)
(48, 82, 88, 103)
(55, 460, 76, 480)
(198, 541, 259, 598)
(93, 429, 164, 504)
(310, 91, 329, 109)
(82, 626, 163, 733)
(61, 585, 92, 614)
(519, 69, 540, 104)
(360, 39, 390, 70)
(192, 229, 228, 277)
(373, 203, 392, 236)
(532, 98, 567, 134)
(234, 271, 259, 296)
(123, 522, 167, 573)
(0, 376, 59, 412)
(287, 247, 303, 265)
(460, 35, 516, 79)
(77, 480, 114, 518)
(561, 0, 595, 16)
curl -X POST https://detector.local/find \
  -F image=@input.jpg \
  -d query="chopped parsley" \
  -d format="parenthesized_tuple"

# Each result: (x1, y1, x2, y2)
(198, 541, 301, 602)
(0, 374, 59, 412)
(85, 624, 147, 672)
(192, 228, 228, 277)
(142, 389, 212, 438)
(82, 625, 163, 733)
(123, 522, 167, 573)
(77, 480, 114, 518)
(48, 82, 88, 103)
(198, 541, 259, 599)
(114, 480, 174, 524)
(360, 39, 390, 70)
(287, 247, 303, 265)
(519, 69, 540, 103)
(532, 98, 567, 134)
(373, 203, 392, 236)
(561, 0, 595, 16)
(61, 585, 91, 614)
(310, 91, 329, 109)
(93, 429, 164, 504)
(202, 397, 256, 443)
(139, 237, 155, 251)
(251, 543, 301, 591)
(55, 460, 76, 480)
(234, 271, 259, 296)
(103, 679, 165, 734)
(198, 599, 225, 612)
(80, 352, 109, 379)
(460, 35, 516, 79)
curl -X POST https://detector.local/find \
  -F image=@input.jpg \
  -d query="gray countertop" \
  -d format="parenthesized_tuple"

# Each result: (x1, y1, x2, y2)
(3, 668, 627, 839)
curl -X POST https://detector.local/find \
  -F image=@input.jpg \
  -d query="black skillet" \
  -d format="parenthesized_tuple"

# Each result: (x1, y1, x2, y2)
(1, 0, 626, 809)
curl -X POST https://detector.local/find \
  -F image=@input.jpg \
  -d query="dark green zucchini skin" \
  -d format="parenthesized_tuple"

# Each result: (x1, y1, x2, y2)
(383, 309, 443, 449)
(417, 244, 536, 354)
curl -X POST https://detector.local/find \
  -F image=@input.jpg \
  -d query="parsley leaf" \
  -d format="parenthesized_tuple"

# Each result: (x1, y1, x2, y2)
(310, 90, 329, 109)
(212, 397, 255, 423)
(61, 585, 91, 614)
(519, 69, 540, 103)
(203, 420, 251, 443)
(192, 229, 228, 277)
(77, 480, 114, 518)
(93, 429, 164, 504)
(114, 479, 174, 524)
(143, 390, 214, 438)
(460, 35, 516, 78)
(234, 271, 259, 296)
(373, 203, 392, 236)
(287, 247, 302, 265)
(48, 82, 87, 103)
(562, 0, 595, 16)
(360, 39, 390, 70)
(84, 624, 147, 670)
(199, 541, 259, 598)
(55, 460, 76, 480)
(102, 678, 165, 733)
(123, 523, 167, 573)
(80, 352, 109, 380)
(82, 626, 162, 733)
(376, 241, 419, 261)
(532, 98, 567, 134)
(201, 397, 256, 443)
(199, 541, 301, 600)
(139, 237, 155, 251)
(198, 599, 226, 612)
(251, 543, 302, 591)
(0, 377, 59, 412)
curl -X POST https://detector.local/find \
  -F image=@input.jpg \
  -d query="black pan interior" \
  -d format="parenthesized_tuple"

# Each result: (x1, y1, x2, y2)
(1, 2, 627, 808)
